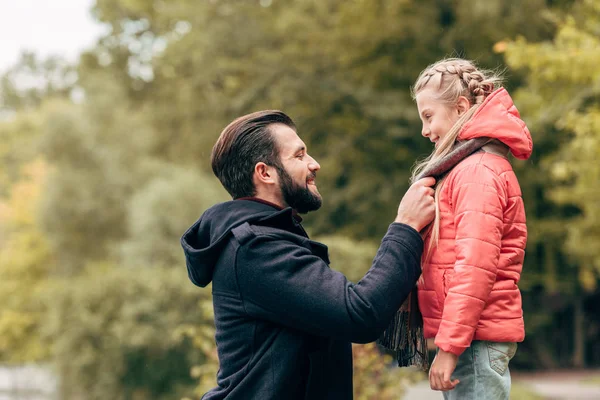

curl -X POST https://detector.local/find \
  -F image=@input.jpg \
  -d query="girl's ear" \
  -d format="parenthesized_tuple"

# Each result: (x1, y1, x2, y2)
(456, 95, 470, 116)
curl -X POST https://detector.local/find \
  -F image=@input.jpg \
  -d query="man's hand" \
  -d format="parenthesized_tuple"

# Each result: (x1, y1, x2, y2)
(429, 349, 460, 391)
(395, 177, 436, 232)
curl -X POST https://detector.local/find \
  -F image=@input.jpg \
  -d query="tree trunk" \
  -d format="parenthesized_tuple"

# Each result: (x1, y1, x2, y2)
(573, 296, 586, 368)
(532, 335, 559, 369)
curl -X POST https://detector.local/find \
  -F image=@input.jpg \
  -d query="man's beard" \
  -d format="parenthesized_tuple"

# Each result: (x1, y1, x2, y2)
(276, 165, 322, 214)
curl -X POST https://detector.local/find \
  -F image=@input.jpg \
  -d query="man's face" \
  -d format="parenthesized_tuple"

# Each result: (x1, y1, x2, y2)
(271, 124, 322, 214)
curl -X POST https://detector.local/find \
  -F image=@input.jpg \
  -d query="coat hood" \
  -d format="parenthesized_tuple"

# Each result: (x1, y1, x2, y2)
(181, 200, 299, 287)
(458, 88, 533, 160)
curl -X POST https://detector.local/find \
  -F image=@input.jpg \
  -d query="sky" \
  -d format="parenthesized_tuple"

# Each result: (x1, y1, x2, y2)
(0, 0, 107, 73)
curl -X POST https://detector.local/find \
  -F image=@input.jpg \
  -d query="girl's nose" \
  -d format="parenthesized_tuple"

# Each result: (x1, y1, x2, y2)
(422, 127, 431, 137)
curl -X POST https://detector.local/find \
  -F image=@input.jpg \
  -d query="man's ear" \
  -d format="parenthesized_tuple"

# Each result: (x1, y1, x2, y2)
(457, 95, 471, 116)
(254, 162, 278, 185)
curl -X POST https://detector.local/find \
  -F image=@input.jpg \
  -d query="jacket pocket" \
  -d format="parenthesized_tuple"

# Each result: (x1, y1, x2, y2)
(442, 269, 454, 297)
(486, 341, 517, 375)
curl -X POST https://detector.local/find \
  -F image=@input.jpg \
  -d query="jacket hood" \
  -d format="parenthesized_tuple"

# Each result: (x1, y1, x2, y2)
(181, 200, 298, 287)
(458, 88, 533, 160)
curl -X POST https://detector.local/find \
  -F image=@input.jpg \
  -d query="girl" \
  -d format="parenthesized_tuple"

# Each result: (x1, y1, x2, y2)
(413, 58, 532, 399)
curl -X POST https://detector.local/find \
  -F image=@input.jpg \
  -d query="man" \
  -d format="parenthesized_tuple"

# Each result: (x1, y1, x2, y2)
(181, 110, 435, 399)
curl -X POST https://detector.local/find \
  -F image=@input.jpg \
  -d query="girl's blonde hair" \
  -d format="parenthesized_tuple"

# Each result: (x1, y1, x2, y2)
(411, 58, 503, 256)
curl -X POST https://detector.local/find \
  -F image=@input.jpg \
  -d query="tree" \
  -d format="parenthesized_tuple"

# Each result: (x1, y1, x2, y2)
(0, 106, 47, 196)
(120, 165, 228, 268)
(87, 0, 561, 239)
(502, 0, 600, 367)
(0, 52, 75, 113)
(0, 159, 53, 362)
(37, 99, 132, 271)
(43, 266, 214, 400)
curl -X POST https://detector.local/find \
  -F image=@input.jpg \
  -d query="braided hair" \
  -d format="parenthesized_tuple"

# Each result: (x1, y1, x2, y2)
(412, 58, 498, 108)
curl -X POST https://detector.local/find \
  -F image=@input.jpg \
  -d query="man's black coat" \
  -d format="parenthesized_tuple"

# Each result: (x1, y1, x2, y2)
(181, 199, 423, 399)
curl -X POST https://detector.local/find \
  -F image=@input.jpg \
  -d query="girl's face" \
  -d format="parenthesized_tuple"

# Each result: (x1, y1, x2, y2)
(415, 88, 465, 147)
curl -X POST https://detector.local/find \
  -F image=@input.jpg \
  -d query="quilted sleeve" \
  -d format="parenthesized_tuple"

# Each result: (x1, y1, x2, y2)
(434, 163, 505, 356)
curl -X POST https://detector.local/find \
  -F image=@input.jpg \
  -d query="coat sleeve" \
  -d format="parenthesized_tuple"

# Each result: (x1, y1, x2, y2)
(434, 163, 506, 356)
(235, 223, 423, 343)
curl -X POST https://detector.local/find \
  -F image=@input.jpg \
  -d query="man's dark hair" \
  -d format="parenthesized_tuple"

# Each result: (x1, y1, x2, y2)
(211, 110, 296, 199)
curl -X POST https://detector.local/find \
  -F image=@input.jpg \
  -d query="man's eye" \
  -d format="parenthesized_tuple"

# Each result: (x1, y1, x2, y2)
(297, 154, 304, 159)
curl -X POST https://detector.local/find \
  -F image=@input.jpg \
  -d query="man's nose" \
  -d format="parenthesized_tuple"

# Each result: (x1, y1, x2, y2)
(307, 155, 320, 171)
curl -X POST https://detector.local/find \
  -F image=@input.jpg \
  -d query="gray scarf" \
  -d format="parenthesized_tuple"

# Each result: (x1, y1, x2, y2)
(377, 137, 497, 370)
(414, 137, 492, 181)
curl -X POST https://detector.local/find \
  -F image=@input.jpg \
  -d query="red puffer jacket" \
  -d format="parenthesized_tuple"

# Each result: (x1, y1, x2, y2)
(417, 88, 533, 356)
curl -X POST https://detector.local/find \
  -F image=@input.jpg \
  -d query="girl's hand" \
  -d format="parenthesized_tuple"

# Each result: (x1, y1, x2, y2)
(429, 349, 460, 391)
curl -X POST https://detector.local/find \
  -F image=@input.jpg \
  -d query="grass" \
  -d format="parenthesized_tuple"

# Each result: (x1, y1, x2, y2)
(510, 382, 544, 400)
(581, 374, 600, 385)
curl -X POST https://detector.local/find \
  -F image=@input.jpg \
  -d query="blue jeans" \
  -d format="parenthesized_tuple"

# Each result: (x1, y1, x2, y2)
(438, 341, 517, 400)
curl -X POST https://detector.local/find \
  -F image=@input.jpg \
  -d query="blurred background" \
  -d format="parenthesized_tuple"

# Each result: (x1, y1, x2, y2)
(1, 0, 599, 399)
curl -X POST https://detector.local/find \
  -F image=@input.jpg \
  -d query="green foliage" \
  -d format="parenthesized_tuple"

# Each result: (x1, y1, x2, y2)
(352, 342, 422, 400)
(43, 265, 213, 400)
(120, 164, 228, 268)
(0, 107, 46, 195)
(317, 234, 380, 282)
(0, 52, 75, 113)
(504, 0, 600, 291)
(0, 160, 52, 362)
(582, 373, 600, 385)
(174, 295, 219, 398)
(87, 0, 560, 239)
(499, 0, 600, 369)
(37, 100, 131, 271)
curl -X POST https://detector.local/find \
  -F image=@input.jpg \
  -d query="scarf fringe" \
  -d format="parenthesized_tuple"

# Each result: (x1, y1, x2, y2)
(377, 290, 429, 371)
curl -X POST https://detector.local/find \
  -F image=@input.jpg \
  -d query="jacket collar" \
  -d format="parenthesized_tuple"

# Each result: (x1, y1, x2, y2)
(235, 198, 325, 261)
(237, 196, 303, 223)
